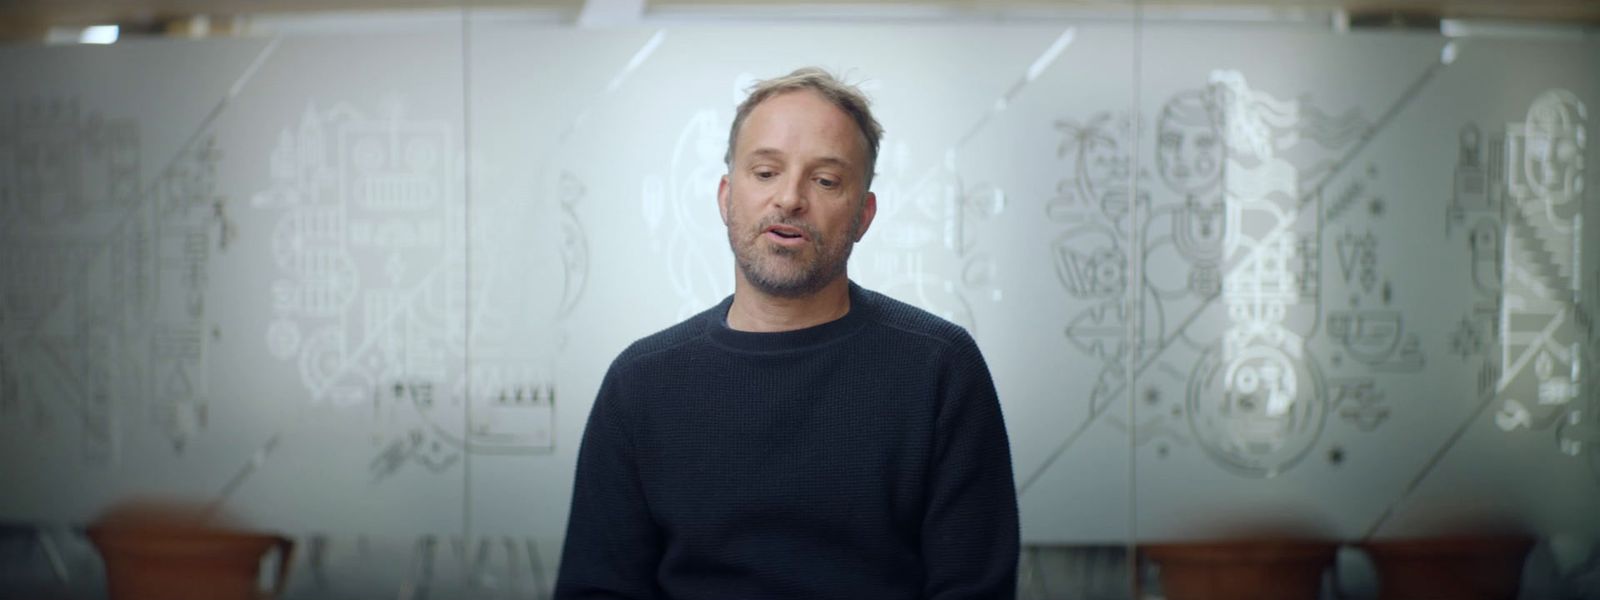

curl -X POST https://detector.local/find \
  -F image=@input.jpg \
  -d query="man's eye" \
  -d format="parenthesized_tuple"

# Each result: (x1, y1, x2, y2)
(815, 177, 838, 188)
(754, 170, 777, 180)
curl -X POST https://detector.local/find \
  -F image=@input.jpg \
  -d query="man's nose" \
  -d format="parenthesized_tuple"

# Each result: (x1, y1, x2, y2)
(773, 175, 808, 214)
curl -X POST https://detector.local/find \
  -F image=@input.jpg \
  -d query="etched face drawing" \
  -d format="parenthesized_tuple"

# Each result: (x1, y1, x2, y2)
(1507, 90, 1586, 209)
(1157, 91, 1225, 196)
(1523, 105, 1583, 198)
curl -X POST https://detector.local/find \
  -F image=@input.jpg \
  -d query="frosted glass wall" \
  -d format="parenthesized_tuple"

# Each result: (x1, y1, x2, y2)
(1, 13, 1597, 597)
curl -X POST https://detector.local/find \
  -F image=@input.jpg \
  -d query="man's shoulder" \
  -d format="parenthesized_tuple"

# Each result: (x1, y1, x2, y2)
(609, 302, 720, 372)
(857, 286, 978, 351)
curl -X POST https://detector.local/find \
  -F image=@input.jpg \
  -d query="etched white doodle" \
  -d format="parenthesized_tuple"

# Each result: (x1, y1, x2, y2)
(1051, 111, 1162, 375)
(0, 99, 221, 458)
(644, 109, 732, 321)
(254, 98, 574, 476)
(866, 142, 1004, 333)
(1495, 90, 1588, 459)
(1042, 71, 1379, 477)
(1192, 72, 1351, 474)
(1188, 342, 1326, 476)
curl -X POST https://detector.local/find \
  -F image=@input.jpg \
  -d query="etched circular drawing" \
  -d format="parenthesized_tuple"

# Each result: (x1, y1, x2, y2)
(1187, 342, 1326, 477)
(297, 328, 346, 401)
(1521, 90, 1585, 201)
(352, 137, 387, 172)
(1053, 224, 1124, 299)
(404, 136, 440, 172)
(265, 319, 300, 360)
(1171, 202, 1225, 264)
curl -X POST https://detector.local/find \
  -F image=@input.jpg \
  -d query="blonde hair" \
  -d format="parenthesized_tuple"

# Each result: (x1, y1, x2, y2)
(725, 67, 884, 189)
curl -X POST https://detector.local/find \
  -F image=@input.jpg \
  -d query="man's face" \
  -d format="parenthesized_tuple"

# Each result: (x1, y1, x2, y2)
(719, 90, 877, 299)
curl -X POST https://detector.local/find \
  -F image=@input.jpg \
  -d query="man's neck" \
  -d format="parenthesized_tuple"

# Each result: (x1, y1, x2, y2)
(726, 276, 852, 333)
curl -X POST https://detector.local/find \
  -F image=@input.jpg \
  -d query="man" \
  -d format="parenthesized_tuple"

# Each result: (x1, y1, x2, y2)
(555, 67, 1018, 599)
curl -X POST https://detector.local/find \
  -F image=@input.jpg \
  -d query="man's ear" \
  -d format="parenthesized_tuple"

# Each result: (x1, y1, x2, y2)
(854, 191, 878, 242)
(717, 175, 731, 225)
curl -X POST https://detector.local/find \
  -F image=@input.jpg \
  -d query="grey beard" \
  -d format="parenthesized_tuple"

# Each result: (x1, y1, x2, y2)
(738, 241, 853, 299)
(728, 203, 865, 299)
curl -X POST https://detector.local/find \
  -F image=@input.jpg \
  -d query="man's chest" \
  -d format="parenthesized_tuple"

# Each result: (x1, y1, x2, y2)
(630, 371, 940, 544)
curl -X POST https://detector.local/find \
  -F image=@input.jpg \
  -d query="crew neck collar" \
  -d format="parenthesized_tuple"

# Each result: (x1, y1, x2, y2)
(707, 281, 873, 354)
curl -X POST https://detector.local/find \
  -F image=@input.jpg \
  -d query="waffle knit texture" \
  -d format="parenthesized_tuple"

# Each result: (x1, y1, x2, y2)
(555, 282, 1019, 599)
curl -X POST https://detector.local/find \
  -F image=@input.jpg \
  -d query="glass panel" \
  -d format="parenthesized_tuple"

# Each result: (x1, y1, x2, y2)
(1130, 21, 1600, 598)
(0, 24, 472, 596)
(210, 29, 470, 538)
(460, 21, 1140, 598)
(7, 9, 1594, 599)
(0, 37, 291, 521)
(461, 23, 665, 592)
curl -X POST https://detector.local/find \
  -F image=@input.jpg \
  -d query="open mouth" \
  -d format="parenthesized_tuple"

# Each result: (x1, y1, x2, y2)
(765, 224, 806, 241)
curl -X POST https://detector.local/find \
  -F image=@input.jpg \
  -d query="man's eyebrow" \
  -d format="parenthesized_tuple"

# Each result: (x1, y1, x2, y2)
(810, 155, 854, 171)
(746, 147, 854, 170)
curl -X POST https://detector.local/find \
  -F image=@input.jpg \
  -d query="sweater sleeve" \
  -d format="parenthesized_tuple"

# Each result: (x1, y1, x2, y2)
(554, 365, 664, 600)
(921, 333, 1020, 600)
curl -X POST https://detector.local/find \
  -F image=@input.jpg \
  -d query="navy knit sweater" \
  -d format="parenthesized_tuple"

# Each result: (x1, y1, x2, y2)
(555, 282, 1018, 599)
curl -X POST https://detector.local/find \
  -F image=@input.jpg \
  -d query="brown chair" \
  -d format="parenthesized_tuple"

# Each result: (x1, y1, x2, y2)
(86, 501, 294, 600)
(1360, 536, 1535, 600)
(1142, 540, 1339, 600)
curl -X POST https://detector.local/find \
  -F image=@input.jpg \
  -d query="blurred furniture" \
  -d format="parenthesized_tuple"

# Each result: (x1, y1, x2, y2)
(1360, 536, 1535, 600)
(1141, 540, 1338, 600)
(85, 501, 294, 600)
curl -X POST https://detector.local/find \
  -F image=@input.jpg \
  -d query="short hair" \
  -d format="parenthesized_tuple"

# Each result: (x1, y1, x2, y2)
(725, 67, 884, 189)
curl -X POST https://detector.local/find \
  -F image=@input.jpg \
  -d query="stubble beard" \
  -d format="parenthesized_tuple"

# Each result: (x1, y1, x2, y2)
(728, 208, 862, 300)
